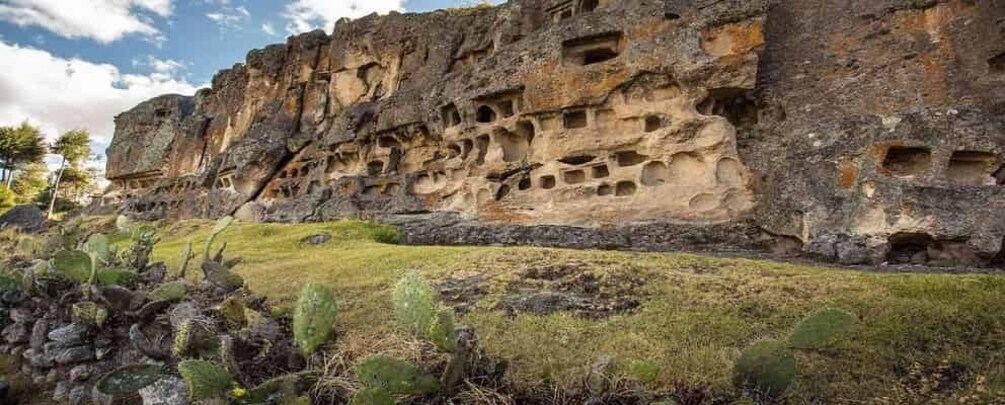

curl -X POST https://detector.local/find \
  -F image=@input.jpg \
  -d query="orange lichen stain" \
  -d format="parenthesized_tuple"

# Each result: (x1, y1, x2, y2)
(524, 60, 631, 111)
(889, 1, 976, 105)
(838, 161, 859, 189)
(627, 18, 674, 41)
(479, 203, 533, 223)
(701, 19, 765, 57)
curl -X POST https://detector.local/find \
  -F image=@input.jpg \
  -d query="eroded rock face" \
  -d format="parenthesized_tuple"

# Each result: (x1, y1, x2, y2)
(98, 0, 1005, 267)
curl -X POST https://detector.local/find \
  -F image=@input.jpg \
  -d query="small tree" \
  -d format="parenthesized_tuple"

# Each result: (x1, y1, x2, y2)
(47, 130, 91, 219)
(11, 162, 47, 204)
(0, 122, 46, 186)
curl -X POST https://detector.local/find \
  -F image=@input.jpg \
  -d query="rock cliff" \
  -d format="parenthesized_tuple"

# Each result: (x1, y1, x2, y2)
(98, 0, 1005, 267)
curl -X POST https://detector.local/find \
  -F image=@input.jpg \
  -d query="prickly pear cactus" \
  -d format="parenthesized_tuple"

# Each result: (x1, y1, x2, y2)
(173, 320, 193, 358)
(350, 387, 395, 405)
(202, 261, 245, 292)
(52, 250, 92, 282)
(72, 301, 109, 327)
(219, 296, 247, 327)
(149, 281, 187, 302)
(242, 372, 318, 404)
(733, 339, 797, 397)
(95, 364, 164, 397)
(84, 233, 112, 264)
(204, 216, 235, 261)
(293, 283, 338, 356)
(179, 240, 194, 279)
(177, 360, 233, 400)
(96, 267, 138, 286)
(789, 307, 857, 350)
(356, 355, 439, 396)
(428, 307, 457, 352)
(392, 270, 436, 338)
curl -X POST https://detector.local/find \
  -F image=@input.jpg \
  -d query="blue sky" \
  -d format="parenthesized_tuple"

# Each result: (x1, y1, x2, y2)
(0, 0, 498, 177)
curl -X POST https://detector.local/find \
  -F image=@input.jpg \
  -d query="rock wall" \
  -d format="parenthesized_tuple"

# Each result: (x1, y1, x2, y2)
(97, 0, 1005, 267)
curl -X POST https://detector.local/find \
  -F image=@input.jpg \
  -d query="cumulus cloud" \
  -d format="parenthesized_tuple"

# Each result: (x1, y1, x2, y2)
(0, 41, 200, 148)
(0, 0, 174, 43)
(206, 5, 249, 31)
(283, 0, 402, 35)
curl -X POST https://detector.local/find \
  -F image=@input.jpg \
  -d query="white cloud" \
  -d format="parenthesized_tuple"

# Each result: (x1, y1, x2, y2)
(206, 5, 249, 31)
(283, 0, 402, 35)
(132, 55, 188, 81)
(0, 0, 174, 43)
(0, 41, 200, 149)
(262, 22, 278, 37)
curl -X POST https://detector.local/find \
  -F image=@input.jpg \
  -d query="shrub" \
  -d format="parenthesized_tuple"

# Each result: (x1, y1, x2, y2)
(0, 185, 15, 211)
(293, 283, 339, 356)
(368, 226, 399, 244)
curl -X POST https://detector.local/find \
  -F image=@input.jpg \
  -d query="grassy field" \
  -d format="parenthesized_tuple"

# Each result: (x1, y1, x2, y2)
(80, 218, 1005, 402)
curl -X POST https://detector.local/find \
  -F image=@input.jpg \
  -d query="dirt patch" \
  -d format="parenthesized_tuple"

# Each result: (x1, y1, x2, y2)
(437, 260, 645, 319)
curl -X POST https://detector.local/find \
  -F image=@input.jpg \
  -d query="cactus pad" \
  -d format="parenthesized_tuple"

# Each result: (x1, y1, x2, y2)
(392, 270, 436, 337)
(95, 364, 164, 397)
(177, 360, 233, 400)
(789, 307, 857, 350)
(52, 250, 92, 282)
(293, 283, 338, 355)
(733, 339, 797, 397)
(72, 301, 109, 327)
(356, 355, 439, 396)
(350, 387, 395, 405)
(149, 281, 188, 302)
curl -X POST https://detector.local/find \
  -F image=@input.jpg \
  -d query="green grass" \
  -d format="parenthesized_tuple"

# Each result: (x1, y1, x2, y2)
(141, 219, 1005, 402)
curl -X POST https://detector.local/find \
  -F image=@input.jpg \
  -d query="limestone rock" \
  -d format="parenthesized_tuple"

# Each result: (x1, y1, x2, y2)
(139, 375, 190, 405)
(95, 0, 1005, 268)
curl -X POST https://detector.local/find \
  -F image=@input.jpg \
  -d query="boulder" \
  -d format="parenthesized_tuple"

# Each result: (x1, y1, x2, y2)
(0, 205, 45, 233)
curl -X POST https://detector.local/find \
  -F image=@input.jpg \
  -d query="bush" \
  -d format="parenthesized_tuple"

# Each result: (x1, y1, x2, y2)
(0, 185, 15, 211)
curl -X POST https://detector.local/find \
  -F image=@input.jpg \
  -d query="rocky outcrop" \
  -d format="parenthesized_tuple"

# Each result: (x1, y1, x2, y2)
(0, 205, 45, 233)
(97, 0, 1005, 267)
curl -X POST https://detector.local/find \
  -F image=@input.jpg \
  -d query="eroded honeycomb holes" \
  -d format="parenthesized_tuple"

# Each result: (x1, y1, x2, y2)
(946, 151, 998, 185)
(882, 146, 931, 177)
(562, 32, 623, 66)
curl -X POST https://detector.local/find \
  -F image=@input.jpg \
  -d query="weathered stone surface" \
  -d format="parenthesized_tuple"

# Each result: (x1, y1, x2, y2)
(139, 375, 189, 405)
(97, 0, 1005, 267)
(48, 323, 87, 346)
(0, 205, 45, 233)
